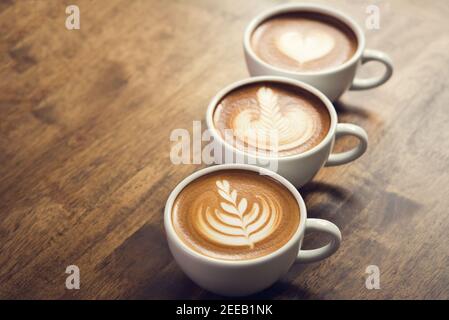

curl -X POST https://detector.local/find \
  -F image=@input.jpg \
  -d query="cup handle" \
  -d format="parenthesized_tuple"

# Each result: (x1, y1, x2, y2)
(325, 123, 368, 167)
(350, 49, 393, 90)
(296, 219, 341, 263)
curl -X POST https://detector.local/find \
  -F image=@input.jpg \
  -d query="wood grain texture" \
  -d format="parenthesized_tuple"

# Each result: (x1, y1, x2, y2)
(1, 0, 448, 299)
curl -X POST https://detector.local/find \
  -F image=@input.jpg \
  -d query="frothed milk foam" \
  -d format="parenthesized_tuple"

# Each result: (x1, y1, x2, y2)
(251, 12, 357, 72)
(172, 170, 300, 260)
(213, 82, 330, 157)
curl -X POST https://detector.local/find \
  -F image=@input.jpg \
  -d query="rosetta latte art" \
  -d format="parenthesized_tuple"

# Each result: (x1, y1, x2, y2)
(213, 83, 331, 157)
(195, 179, 281, 248)
(172, 169, 301, 260)
(229, 87, 316, 152)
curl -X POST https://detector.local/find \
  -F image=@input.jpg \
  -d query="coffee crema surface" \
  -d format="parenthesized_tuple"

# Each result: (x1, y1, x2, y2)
(251, 12, 358, 72)
(213, 82, 331, 157)
(172, 170, 300, 260)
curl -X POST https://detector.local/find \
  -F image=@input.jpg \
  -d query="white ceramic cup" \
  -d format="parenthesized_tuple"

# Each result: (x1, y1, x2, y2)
(164, 164, 342, 296)
(205, 76, 368, 188)
(243, 3, 394, 101)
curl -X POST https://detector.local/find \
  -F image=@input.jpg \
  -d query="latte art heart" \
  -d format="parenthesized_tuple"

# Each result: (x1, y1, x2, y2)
(277, 31, 335, 64)
(250, 12, 358, 72)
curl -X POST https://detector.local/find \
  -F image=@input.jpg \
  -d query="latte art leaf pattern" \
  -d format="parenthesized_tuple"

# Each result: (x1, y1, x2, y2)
(172, 170, 301, 260)
(232, 87, 316, 152)
(257, 87, 285, 130)
(195, 179, 280, 248)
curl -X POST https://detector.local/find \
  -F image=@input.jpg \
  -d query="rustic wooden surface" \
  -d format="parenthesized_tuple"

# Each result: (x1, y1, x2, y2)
(1, 0, 448, 300)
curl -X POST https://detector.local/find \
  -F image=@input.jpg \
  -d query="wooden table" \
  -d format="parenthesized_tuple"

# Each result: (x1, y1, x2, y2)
(1, 0, 448, 300)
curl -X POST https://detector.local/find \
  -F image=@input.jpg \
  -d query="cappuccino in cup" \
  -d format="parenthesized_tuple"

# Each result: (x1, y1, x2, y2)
(172, 169, 300, 260)
(206, 76, 369, 187)
(244, 4, 393, 101)
(251, 12, 358, 73)
(165, 164, 342, 296)
(212, 82, 331, 157)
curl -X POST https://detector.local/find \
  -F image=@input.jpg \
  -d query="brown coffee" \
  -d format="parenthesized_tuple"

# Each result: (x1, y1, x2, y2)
(251, 12, 358, 72)
(213, 82, 331, 157)
(172, 170, 300, 260)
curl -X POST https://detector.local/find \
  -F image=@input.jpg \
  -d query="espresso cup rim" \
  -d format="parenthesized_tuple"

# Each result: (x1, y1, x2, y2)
(164, 164, 307, 266)
(205, 76, 338, 161)
(243, 3, 366, 76)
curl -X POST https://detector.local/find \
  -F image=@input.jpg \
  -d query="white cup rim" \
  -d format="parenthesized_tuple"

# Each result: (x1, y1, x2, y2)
(243, 3, 366, 76)
(164, 164, 307, 266)
(205, 75, 338, 161)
